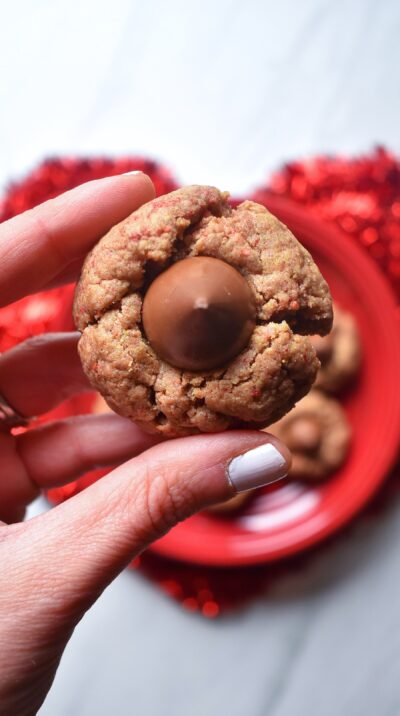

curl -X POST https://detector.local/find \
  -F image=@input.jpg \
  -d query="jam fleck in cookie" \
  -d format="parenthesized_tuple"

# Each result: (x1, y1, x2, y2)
(74, 186, 332, 437)
(268, 390, 351, 481)
(311, 304, 361, 394)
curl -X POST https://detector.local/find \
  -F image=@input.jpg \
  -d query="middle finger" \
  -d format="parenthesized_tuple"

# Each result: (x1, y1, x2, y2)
(0, 332, 89, 418)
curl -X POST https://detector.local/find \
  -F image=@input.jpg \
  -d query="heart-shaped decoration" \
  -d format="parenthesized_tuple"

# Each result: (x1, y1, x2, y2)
(1, 151, 400, 614)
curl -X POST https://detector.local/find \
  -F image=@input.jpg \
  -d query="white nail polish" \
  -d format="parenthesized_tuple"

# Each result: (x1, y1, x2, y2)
(228, 443, 288, 493)
(123, 170, 143, 176)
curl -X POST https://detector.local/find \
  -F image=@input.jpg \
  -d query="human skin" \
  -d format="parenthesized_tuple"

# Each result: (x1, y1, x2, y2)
(0, 173, 289, 715)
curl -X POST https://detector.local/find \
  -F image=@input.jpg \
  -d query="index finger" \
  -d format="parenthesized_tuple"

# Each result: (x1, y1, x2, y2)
(0, 172, 155, 307)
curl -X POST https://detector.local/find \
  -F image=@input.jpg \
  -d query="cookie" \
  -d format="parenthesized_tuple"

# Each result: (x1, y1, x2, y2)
(268, 390, 351, 481)
(311, 305, 361, 393)
(207, 492, 251, 515)
(74, 186, 332, 437)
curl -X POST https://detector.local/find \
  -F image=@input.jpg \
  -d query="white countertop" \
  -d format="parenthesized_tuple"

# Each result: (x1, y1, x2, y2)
(1, 1, 400, 714)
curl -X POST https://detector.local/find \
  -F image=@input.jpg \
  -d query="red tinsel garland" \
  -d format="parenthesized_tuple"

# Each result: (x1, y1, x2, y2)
(1, 150, 399, 617)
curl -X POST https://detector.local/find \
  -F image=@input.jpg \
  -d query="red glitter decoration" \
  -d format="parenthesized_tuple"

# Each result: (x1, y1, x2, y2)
(1, 151, 400, 616)
(0, 156, 177, 221)
(0, 157, 177, 354)
(252, 147, 400, 300)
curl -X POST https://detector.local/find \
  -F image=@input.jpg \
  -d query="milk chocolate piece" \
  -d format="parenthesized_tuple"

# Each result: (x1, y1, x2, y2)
(311, 332, 334, 365)
(286, 416, 322, 453)
(142, 256, 256, 371)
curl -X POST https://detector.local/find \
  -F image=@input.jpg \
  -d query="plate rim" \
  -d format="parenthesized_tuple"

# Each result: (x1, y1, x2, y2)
(149, 196, 400, 566)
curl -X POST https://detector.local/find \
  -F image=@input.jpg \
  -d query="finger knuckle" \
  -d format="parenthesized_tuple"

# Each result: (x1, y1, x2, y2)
(140, 466, 200, 540)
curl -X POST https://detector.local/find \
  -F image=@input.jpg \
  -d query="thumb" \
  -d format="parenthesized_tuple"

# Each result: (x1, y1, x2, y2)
(14, 430, 290, 598)
(47, 431, 287, 566)
(0, 432, 289, 713)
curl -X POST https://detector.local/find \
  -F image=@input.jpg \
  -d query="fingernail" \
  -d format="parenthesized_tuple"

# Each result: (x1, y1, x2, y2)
(123, 170, 143, 176)
(228, 442, 289, 492)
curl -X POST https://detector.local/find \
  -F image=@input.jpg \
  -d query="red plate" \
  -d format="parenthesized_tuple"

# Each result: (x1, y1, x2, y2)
(150, 195, 400, 565)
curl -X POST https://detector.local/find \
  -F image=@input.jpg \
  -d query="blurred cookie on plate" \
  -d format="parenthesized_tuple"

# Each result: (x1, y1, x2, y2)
(268, 390, 351, 482)
(311, 304, 361, 393)
(207, 491, 251, 515)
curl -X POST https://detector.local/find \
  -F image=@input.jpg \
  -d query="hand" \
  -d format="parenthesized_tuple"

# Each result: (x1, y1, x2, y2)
(0, 173, 290, 716)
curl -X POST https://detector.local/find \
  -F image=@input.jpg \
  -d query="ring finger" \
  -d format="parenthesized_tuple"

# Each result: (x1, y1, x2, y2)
(0, 413, 162, 523)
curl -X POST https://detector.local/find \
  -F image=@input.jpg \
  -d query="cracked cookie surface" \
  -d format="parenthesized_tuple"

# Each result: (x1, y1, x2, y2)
(74, 186, 333, 436)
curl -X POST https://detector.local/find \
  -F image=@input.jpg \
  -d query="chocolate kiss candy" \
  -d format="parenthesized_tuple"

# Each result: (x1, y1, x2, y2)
(311, 332, 334, 365)
(142, 256, 256, 371)
(286, 416, 322, 453)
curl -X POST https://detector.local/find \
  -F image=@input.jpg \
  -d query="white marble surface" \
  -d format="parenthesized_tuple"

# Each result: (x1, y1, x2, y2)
(38, 500, 400, 716)
(1, 0, 400, 194)
(1, 1, 400, 714)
